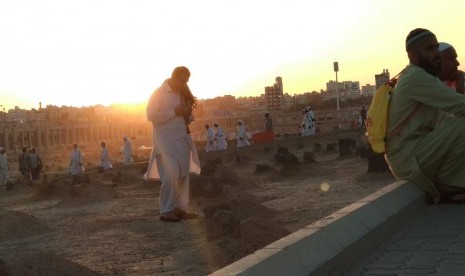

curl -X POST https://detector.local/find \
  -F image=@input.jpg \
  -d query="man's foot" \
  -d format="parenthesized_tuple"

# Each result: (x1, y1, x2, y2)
(174, 208, 199, 219)
(440, 192, 465, 204)
(159, 211, 181, 222)
(437, 184, 465, 204)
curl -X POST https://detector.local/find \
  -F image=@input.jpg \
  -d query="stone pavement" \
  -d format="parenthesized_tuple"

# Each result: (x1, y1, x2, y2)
(345, 203, 465, 275)
(212, 180, 465, 276)
(211, 180, 430, 276)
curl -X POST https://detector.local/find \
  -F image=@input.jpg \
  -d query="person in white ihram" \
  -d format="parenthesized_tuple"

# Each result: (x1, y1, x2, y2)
(145, 66, 201, 222)
(214, 123, 228, 151)
(100, 141, 113, 170)
(121, 135, 134, 165)
(306, 106, 316, 135)
(0, 147, 9, 186)
(236, 120, 251, 147)
(301, 108, 311, 136)
(70, 144, 84, 175)
(205, 124, 217, 152)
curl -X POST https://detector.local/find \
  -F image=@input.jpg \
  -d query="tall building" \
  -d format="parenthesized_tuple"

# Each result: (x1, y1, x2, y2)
(264, 77, 283, 111)
(326, 80, 344, 94)
(375, 69, 390, 89)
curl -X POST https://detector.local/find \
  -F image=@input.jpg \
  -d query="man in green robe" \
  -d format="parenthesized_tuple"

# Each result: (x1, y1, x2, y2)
(386, 28, 465, 204)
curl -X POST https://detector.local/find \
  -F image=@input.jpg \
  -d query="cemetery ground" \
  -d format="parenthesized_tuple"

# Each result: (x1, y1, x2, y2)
(0, 129, 395, 275)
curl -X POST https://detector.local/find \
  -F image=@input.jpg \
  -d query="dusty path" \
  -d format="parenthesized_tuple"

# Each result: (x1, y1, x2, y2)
(0, 129, 395, 275)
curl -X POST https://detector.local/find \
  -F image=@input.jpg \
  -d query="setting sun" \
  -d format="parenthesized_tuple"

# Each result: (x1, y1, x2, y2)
(1, 0, 464, 110)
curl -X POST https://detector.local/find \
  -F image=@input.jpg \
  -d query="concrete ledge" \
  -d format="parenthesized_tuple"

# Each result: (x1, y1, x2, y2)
(210, 180, 427, 276)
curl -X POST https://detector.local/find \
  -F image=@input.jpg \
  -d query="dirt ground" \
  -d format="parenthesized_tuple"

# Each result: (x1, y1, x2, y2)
(0, 129, 395, 275)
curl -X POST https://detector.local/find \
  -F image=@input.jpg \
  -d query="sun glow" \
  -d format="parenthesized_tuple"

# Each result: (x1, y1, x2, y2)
(110, 103, 146, 114)
(1, 0, 464, 110)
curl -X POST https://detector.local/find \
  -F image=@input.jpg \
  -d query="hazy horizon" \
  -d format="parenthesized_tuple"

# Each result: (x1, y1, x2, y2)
(1, 0, 464, 111)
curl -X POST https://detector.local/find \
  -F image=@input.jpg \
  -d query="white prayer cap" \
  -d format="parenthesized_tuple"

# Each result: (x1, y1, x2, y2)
(439, 42, 453, 52)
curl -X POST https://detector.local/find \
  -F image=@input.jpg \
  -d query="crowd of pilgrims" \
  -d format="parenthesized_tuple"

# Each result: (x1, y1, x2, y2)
(0, 108, 319, 184)
(69, 135, 134, 176)
(0, 135, 134, 186)
(203, 107, 317, 153)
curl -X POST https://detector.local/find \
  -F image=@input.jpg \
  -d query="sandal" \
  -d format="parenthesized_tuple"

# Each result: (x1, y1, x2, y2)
(174, 208, 199, 219)
(159, 212, 181, 222)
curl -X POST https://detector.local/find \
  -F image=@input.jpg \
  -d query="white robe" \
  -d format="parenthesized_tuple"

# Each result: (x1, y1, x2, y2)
(215, 126, 228, 150)
(308, 110, 316, 135)
(0, 153, 9, 185)
(100, 147, 113, 169)
(145, 80, 201, 214)
(70, 149, 84, 175)
(122, 139, 134, 165)
(301, 112, 315, 136)
(205, 127, 217, 152)
(236, 124, 251, 147)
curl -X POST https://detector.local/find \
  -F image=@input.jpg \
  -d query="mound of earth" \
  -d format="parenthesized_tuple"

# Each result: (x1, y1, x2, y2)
(0, 209, 49, 242)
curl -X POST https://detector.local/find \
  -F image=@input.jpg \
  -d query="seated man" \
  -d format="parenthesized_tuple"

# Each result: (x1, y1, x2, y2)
(386, 28, 465, 204)
(438, 42, 464, 94)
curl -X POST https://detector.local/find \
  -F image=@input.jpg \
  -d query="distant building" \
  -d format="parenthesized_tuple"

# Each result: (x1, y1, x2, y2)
(282, 93, 293, 110)
(198, 95, 237, 117)
(293, 92, 323, 107)
(7, 106, 28, 122)
(325, 80, 360, 100)
(217, 95, 236, 110)
(264, 77, 283, 111)
(326, 80, 344, 95)
(342, 81, 360, 94)
(0, 110, 6, 123)
(361, 84, 377, 96)
(44, 105, 60, 121)
(375, 69, 390, 89)
(236, 96, 265, 112)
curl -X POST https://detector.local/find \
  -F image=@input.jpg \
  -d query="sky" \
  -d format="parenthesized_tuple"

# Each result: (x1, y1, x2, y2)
(1, 0, 464, 111)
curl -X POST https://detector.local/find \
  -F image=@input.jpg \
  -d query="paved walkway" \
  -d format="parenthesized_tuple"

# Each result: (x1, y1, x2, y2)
(345, 204, 465, 275)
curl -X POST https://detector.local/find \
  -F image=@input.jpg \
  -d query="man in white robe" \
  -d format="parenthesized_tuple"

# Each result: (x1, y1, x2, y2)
(301, 109, 311, 136)
(100, 142, 113, 170)
(205, 124, 217, 152)
(214, 123, 228, 151)
(236, 120, 251, 147)
(145, 66, 201, 222)
(70, 144, 84, 175)
(0, 147, 9, 186)
(307, 106, 316, 135)
(122, 135, 134, 165)
(264, 112, 273, 132)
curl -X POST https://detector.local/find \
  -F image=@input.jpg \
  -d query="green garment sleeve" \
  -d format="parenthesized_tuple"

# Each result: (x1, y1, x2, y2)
(403, 66, 465, 116)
